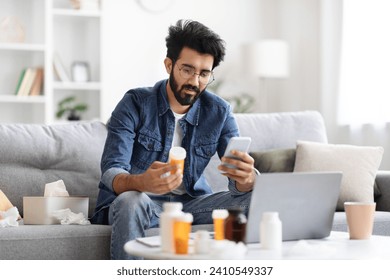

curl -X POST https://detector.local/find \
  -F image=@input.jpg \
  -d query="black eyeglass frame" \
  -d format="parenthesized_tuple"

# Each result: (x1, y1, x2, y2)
(176, 63, 215, 86)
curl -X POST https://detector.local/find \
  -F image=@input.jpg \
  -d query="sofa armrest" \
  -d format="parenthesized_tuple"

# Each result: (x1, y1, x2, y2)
(375, 170, 390, 211)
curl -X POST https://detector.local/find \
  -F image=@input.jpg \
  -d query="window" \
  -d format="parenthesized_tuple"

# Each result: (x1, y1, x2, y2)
(338, 0, 390, 125)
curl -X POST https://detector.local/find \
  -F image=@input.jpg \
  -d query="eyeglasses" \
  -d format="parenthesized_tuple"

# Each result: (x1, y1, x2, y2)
(177, 64, 215, 86)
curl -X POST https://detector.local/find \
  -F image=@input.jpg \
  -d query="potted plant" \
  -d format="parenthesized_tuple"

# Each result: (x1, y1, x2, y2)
(208, 80, 254, 113)
(56, 96, 88, 121)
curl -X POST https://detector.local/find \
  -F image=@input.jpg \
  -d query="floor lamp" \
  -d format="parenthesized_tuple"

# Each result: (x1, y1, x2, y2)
(247, 40, 289, 112)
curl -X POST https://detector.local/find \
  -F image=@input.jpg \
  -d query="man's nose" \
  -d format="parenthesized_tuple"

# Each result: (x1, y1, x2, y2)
(187, 73, 200, 86)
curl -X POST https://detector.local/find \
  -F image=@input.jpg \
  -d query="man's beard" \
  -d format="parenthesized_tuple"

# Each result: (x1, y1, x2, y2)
(169, 73, 205, 106)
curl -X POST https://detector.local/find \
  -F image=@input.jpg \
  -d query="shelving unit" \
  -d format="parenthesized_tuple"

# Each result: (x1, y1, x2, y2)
(0, 43, 45, 51)
(0, 0, 103, 124)
(53, 7, 101, 17)
(0, 95, 45, 103)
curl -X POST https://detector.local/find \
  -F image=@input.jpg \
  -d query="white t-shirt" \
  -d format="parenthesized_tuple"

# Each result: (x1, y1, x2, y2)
(171, 111, 186, 195)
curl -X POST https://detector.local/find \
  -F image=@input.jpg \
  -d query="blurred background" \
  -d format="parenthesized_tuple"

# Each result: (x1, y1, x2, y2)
(1, 0, 389, 169)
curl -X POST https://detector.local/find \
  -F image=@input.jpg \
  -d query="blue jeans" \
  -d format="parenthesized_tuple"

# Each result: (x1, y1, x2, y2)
(108, 191, 252, 260)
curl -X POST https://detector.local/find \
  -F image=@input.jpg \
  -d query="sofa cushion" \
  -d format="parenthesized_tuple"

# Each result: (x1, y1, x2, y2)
(250, 148, 296, 173)
(294, 141, 384, 211)
(0, 223, 111, 259)
(250, 148, 382, 199)
(204, 111, 329, 193)
(234, 111, 328, 151)
(0, 121, 107, 217)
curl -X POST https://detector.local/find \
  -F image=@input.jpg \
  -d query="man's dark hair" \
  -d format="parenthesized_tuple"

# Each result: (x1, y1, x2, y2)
(166, 19, 226, 69)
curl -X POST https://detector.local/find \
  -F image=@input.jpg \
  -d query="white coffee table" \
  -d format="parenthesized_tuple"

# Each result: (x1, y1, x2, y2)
(124, 231, 390, 260)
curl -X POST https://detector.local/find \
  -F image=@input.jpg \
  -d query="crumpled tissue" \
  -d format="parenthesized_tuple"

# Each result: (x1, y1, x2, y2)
(51, 208, 90, 225)
(44, 180, 90, 225)
(285, 239, 337, 259)
(0, 206, 20, 228)
(44, 180, 69, 197)
(209, 240, 248, 259)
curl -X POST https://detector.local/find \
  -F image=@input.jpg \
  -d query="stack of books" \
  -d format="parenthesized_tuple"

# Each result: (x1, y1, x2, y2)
(15, 67, 44, 96)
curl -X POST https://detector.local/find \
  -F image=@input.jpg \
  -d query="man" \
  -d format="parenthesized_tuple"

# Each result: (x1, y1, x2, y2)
(91, 19, 256, 259)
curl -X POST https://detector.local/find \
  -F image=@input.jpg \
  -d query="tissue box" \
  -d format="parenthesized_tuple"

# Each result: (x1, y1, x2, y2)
(23, 196, 89, 225)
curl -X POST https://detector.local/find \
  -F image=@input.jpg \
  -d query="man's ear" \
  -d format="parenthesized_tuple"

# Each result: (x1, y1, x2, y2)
(164, 57, 173, 74)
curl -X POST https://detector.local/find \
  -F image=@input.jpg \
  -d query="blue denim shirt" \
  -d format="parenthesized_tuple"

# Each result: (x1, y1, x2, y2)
(91, 79, 240, 224)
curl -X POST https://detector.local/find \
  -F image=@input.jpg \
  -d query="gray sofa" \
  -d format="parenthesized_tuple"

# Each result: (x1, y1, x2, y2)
(0, 111, 389, 260)
(0, 121, 112, 259)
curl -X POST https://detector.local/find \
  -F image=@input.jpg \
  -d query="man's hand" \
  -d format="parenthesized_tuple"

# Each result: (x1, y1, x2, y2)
(113, 161, 183, 195)
(138, 161, 183, 194)
(218, 150, 256, 192)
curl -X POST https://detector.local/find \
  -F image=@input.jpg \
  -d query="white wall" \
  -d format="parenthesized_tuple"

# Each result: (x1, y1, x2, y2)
(101, 0, 262, 121)
(256, 0, 321, 113)
(102, 0, 322, 119)
(101, 0, 390, 169)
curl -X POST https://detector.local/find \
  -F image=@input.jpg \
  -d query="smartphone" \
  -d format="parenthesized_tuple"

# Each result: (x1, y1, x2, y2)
(221, 136, 252, 169)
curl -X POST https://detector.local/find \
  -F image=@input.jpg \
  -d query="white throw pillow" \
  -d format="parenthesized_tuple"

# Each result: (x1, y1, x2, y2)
(293, 141, 384, 211)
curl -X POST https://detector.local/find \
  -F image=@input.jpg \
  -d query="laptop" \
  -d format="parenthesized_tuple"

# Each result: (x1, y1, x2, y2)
(245, 172, 342, 243)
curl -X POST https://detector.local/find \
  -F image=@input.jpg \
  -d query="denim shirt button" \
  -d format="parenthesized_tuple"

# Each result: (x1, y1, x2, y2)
(148, 144, 153, 150)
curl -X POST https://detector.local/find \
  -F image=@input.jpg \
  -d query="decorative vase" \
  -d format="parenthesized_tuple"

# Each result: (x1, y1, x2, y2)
(0, 16, 25, 43)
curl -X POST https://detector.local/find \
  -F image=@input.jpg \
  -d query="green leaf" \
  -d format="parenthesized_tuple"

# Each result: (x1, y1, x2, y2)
(56, 108, 67, 118)
(56, 95, 88, 119)
(58, 96, 76, 107)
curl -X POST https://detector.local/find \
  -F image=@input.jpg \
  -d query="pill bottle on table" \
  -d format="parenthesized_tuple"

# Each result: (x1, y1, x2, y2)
(160, 202, 183, 253)
(224, 208, 247, 243)
(194, 230, 211, 254)
(212, 209, 229, 240)
(173, 213, 193, 254)
(260, 212, 282, 250)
